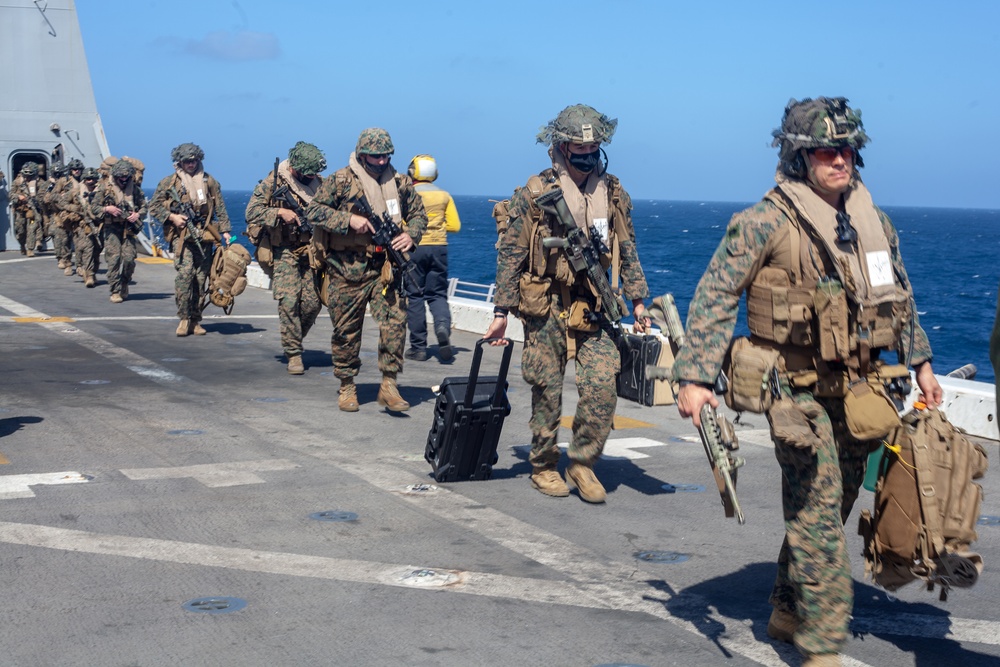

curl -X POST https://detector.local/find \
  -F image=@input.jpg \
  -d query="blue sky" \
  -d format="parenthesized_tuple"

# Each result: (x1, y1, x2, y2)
(78, 1, 999, 209)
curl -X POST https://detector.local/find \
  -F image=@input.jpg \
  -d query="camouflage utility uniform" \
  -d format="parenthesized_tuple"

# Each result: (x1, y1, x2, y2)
(11, 163, 45, 255)
(91, 161, 147, 302)
(149, 143, 231, 334)
(50, 159, 84, 273)
(673, 98, 939, 666)
(246, 142, 326, 373)
(64, 168, 102, 287)
(487, 104, 650, 503)
(305, 128, 427, 412)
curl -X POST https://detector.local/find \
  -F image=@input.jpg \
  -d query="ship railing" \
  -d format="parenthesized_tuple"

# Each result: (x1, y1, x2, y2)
(448, 277, 495, 303)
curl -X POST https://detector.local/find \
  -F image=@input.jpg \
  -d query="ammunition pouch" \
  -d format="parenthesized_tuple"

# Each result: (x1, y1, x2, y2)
(566, 299, 599, 333)
(517, 273, 552, 318)
(255, 239, 274, 277)
(722, 337, 782, 414)
(814, 278, 850, 362)
(747, 267, 814, 347)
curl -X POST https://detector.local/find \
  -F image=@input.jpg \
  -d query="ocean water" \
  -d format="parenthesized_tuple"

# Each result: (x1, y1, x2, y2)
(216, 191, 1000, 384)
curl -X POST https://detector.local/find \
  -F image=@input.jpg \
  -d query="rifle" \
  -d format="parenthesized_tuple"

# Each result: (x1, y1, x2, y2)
(167, 186, 219, 260)
(697, 372, 745, 524)
(536, 187, 627, 329)
(350, 193, 420, 296)
(271, 184, 313, 235)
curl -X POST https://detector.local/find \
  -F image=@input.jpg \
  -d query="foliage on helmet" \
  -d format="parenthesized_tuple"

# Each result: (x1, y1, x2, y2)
(111, 160, 136, 179)
(355, 128, 394, 155)
(772, 97, 868, 177)
(20, 162, 39, 176)
(52, 163, 67, 177)
(171, 142, 205, 163)
(67, 158, 84, 170)
(537, 104, 617, 146)
(288, 141, 326, 175)
(407, 154, 437, 182)
(82, 167, 100, 180)
(122, 156, 145, 173)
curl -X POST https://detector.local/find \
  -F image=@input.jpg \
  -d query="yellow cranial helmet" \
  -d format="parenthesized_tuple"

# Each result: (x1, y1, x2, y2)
(407, 155, 437, 182)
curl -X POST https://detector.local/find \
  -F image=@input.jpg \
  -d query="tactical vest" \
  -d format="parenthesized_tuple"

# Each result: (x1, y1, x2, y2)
(250, 174, 313, 249)
(746, 183, 910, 371)
(312, 171, 375, 257)
(508, 169, 630, 312)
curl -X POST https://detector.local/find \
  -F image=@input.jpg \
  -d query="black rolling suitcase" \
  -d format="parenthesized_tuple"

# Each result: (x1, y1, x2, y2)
(617, 333, 676, 406)
(425, 338, 513, 482)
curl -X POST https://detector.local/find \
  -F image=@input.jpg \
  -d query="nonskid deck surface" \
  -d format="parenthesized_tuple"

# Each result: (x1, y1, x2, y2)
(1, 250, 999, 667)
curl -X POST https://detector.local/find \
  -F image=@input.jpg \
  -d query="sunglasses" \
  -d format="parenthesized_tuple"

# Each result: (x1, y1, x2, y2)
(809, 146, 856, 163)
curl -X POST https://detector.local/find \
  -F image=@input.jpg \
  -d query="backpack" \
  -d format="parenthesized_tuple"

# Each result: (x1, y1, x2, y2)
(858, 406, 988, 600)
(206, 243, 251, 314)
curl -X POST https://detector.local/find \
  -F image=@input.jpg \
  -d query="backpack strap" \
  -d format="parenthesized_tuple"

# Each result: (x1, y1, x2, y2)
(908, 410, 947, 558)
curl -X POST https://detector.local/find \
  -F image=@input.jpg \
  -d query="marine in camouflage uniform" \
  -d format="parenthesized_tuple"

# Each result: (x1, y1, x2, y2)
(66, 167, 102, 287)
(304, 128, 427, 413)
(50, 159, 84, 274)
(149, 143, 233, 336)
(245, 142, 326, 374)
(11, 162, 45, 255)
(672, 98, 943, 667)
(91, 160, 147, 303)
(484, 104, 650, 504)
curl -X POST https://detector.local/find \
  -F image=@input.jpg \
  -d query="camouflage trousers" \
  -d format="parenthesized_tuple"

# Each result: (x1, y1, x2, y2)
(172, 239, 215, 319)
(52, 223, 72, 262)
(76, 226, 101, 278)
(13, 212, 44, 250)
(767, 390, 869, 656)
(326, 266, 406, 381)
(103, 226, 136, 296)
(520, 307, 620, 468)
(271, 245, 321, 357)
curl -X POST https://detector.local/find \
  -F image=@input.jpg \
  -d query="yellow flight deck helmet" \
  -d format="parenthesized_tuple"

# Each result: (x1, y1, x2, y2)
(407, 155, 438, 182)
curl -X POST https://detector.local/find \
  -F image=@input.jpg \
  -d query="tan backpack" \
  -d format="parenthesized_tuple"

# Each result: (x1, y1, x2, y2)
(206, 244, 251, 314)
(858, 406, 988, 599)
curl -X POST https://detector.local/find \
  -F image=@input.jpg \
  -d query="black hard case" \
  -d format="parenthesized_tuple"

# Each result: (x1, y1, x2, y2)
(425, 338, 513, 482)
(617, 333, 663, 406)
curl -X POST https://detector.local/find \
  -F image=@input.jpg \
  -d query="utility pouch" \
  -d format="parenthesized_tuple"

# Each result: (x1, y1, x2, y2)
(814, 278, 850, 362)
(517, 273, 552, 318)
(843, 380, 901, 441)
(379, 257, 394, 287)
(723, 337, 781, 414)
(255, 236, 274, 277)
(567, 300, 599, 333)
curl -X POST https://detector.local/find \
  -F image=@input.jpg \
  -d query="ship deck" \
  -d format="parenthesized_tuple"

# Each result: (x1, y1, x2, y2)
(1, 249, 999, 667)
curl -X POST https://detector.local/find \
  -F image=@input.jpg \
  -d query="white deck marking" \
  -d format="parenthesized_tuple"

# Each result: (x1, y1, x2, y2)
(0, 472, 90, 499)
(513, 436, 669, 460)
(121, 459, 300, 487)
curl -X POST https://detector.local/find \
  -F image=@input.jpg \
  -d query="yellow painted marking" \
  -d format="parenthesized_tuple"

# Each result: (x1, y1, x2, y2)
(0, 453, 9, 465)
(137, 257, 173, 264)
(12, 316, 75, 323)
(559, 415, 655, 430)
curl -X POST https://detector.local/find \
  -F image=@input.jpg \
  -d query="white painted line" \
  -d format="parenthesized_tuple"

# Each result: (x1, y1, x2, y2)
(513, 436, 670, 460)
(120, 459, 301, 488)
(0, 472, 90, 499)
(0, 315, 279, 323)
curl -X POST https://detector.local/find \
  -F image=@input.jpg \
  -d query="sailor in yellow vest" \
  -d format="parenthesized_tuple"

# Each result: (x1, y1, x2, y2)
(673, 97, 943, 667)
(404, 155, 461, 362)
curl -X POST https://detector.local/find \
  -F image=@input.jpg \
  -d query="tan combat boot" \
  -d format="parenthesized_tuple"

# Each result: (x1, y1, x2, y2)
(565, 463, 607, 503)
(192, 322, 207, 335)
(84, 274, 96, 288)
(377, 374, 410, 412)
(176, 319, 190, 337)
(338, 379, 359, 412)
(287, 355, 305, 375)
(110, 293, 123, 304)
(766, 608, 799, 644)
(802, 655, 841, 667)
(530, 467, 569, 497)
(64, 265, 74, 276)
(57, 259, 68, 269)
(26, 249, 34, 257)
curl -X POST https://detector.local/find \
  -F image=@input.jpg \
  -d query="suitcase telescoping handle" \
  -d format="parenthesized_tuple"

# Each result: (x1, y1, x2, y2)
(464, 338, 513, 409)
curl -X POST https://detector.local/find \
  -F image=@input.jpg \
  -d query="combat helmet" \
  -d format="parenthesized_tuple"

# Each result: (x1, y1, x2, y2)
(772, 97, 868, 178)
(171, 142, 205, 164)
(537, 104, 618, 146)
(355, 128, 394, 156)
(111, 159, 136, 181)
(288, 141, 326, 176)
(52, 163, 67, 178)
(20, 162, 39, 177)
(81, 167, 100, 181)
(67, 158, 84, 171)
(408, 154, 437, 182)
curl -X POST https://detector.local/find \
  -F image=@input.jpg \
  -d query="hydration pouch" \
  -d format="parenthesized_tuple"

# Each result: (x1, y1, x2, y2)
(567, 300, 599, 333)
(517, 273, 552, 318)
(723, 337, 781, 414)
(843, 379, 902, 441)
(814, 277, 850, 362)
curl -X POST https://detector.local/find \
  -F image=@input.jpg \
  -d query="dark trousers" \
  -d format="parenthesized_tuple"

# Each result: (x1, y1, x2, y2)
(405, 245, 451, 350)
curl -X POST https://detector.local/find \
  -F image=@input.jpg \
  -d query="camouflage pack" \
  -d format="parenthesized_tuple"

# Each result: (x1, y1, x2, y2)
(207, 244, 251, 314)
